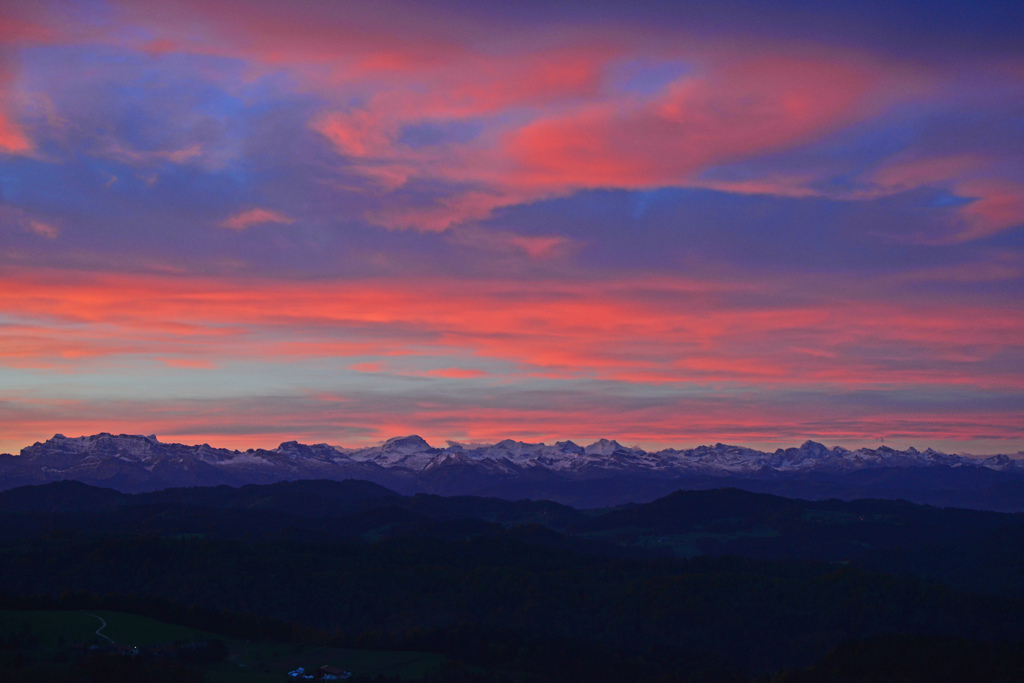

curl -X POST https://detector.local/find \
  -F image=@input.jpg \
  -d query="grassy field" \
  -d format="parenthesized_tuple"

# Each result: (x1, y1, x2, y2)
(0, 609, 447, 680)
(205, 643, 447, 682)
(0, 608, 220, 647)
(89, 609, 219, 647)
(0, 609, 100, 646)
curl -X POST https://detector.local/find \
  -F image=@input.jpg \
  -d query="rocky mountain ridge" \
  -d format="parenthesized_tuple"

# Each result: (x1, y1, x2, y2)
(2, 432, 1023, 509)
(0, 432, 1015, 481)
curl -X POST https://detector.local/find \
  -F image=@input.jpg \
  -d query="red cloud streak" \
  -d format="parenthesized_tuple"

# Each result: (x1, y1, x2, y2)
(0, 270, 1020, 391)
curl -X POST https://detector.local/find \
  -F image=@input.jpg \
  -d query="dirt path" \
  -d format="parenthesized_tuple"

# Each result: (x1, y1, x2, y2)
(84, 612, 114, 644)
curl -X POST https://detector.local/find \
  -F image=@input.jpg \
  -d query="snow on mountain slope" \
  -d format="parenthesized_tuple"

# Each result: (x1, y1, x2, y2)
(4, 432, 1019, 485)
(2, 432, 1024, 507)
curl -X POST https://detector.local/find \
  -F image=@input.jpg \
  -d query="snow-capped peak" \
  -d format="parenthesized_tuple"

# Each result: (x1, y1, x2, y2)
(10, 433, 1023, 492)
(382, 435, 433, 453)
(585, 439, 626, 456)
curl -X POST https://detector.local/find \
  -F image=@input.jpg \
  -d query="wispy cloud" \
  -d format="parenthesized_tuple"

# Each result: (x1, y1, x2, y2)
(27, 220, 57, 239)
(220, 208, 295, 231)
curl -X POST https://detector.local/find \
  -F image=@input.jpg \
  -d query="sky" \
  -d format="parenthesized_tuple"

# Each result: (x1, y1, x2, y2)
(0, 0, 1022, 455)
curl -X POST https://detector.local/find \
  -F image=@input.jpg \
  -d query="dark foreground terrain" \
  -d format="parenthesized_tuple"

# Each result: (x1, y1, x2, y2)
(1, 479, 1023, 682)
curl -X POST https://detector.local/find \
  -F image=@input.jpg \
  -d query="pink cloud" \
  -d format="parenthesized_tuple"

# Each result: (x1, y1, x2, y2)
(448, 227, 574, 258)
(306, 48, 897, 229)
(160, 357, 217, 369)
(99, 141, 204, 166)
(507, 235, 569, 259)
(871, 153, 988, 190)
(1, 206, 58, 240)
(314, 110, 387, 158)
(427, 367, 488, 379)
(0, 268, 1021, 452)
(955, 179, 1024, 241)
(103, 0, 476, 79)
(27, 0, 988, 236)
(28, 220, 58, 239)
(0, 61, 32, 155)
(507, 56, 877, 189)
(350, 361, 385, 373)
(867, 155, 1024, 242)
(12, 0, 1016, 241)
(0, 112, 31, 154)
(1, 269, 1020, 391)
(0, 2, 1020, 454)
(221, 208, 296, 231)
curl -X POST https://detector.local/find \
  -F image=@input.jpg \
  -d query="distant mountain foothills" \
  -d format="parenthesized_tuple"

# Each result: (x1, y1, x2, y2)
(2, 479, 1023, 586)
(2, 432, 1024, 510)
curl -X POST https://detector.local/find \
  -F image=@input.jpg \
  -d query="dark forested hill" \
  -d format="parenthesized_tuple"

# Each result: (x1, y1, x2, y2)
(1, 480, 1023, 681)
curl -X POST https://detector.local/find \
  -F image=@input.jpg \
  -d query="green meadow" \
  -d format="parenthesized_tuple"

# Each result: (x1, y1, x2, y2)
(0, 609, 446, 681)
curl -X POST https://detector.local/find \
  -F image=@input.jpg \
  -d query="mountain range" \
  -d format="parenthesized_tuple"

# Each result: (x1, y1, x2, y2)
(2, 432, 1023, 509)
